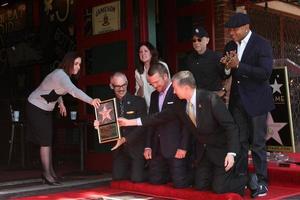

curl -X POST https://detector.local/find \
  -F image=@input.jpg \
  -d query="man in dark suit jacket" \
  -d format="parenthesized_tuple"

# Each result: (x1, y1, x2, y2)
(118, 71, 247, 196)
(220, 13, 275, 198)
(100, 72, 147, 182)
(144, 63, 190, 188)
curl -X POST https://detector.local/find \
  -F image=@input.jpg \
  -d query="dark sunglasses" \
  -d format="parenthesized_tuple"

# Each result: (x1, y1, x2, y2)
(192, 38, 202, 43)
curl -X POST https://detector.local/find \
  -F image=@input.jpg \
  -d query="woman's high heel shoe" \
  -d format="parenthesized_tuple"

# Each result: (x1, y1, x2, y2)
(53, 175, 64, 182)
(41, 174, 61, 186)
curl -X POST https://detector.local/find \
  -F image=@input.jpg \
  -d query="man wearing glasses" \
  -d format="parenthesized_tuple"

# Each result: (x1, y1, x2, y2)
(184, 26, 227, 99)
(109, 66, 191, 188)
(105, 72, 147, 182)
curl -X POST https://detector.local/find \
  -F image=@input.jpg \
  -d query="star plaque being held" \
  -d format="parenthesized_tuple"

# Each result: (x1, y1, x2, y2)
(94, 98, 121, 143)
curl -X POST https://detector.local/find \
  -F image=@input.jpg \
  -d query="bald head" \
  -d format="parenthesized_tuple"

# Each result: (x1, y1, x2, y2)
(110, 72, 128, 99)
(110, 72, 128, 84)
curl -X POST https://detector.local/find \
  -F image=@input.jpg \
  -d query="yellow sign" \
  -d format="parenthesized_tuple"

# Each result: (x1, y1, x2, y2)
(92, 1, 120, 35)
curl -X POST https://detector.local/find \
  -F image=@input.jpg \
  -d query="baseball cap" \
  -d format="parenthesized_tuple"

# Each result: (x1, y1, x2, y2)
(192, 26, 208, 38)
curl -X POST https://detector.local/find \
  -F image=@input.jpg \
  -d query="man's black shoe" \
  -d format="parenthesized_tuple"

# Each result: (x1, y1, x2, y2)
(238, 174, 249, 196)
(237, 186, 245, 197)
(248, 173, 259, 191)
(251, 184, 268, 198)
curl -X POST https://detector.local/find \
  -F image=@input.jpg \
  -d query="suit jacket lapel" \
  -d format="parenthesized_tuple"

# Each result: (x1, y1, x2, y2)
(161, 86, 173, 110)
(152, 92, 159, 113)
(195, 90, 204, 127)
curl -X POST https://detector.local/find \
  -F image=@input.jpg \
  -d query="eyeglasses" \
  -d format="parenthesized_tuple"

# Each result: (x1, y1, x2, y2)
(112, 83, 127, 89)
(192, 38, 202, 43)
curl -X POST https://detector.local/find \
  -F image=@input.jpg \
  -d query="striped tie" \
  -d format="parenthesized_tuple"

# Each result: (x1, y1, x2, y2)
(187, 101, 196, 126)
(119, 100, 125, 117)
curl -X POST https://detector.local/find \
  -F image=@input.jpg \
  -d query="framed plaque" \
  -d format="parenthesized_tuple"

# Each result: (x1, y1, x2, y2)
(94, 98, 121, 143)
(92, 1, 120, 35)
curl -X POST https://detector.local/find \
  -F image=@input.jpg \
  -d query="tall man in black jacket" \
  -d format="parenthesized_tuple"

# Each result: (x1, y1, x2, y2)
(220, 13, 275, 198)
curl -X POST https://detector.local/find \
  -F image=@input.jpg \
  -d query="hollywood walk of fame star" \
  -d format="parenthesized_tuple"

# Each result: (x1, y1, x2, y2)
(266, 113, 287, 145)
(99, 105, 112, 123)
(271, 79, 283, 94)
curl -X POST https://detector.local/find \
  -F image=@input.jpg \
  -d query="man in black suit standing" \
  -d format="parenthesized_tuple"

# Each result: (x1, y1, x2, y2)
(144, 63, 190, 188)
(118, 71, 247, 196)
(220, 13, 275, 198)
(98, 72, 147, 182)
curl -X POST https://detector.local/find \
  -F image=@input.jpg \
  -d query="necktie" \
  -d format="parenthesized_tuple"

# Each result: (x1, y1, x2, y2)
(158, 92, 164, 112)
(119, 100, 125, 117)
(187, 102, 196, 126)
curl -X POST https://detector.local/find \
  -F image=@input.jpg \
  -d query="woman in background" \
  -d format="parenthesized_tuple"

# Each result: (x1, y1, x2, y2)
(135, 42, 170, 108)
(26, 52, 100, 185)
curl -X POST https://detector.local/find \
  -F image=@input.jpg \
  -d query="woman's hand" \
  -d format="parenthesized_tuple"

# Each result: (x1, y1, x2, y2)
(135, 73, 144, 97)
(91, 98, 101, 108)
(136, 78, 143, 89)
(136, 88, 144, 97)
(135, 73, 144, 88)
(94, 120, 100, 129)
(58, 103, 67, 117)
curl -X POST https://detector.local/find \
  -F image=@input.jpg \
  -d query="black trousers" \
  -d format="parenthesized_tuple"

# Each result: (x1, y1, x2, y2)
(194, 147, 247, 194)
(148, 152, 190, 188)
(112, 145, 146, 182)
(229, 97, 268, 184)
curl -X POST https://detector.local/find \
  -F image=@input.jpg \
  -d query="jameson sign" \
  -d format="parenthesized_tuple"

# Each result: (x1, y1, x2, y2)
(266, 67, 295, 152)
(92, 1, 120, 35)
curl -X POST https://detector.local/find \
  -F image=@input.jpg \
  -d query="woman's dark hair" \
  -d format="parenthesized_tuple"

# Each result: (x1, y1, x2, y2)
(58, 51, 81, 76)
(136, 41, 159, 74)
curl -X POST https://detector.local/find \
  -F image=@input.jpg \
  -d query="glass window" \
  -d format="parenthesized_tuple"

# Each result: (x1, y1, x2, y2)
(176, 15, 205, 42)
(85, 41, 128, 74)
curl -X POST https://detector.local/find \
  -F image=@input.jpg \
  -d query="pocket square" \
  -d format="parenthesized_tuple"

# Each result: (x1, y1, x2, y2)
(167, 101, 174, 104)
(126, 111, 135, 114)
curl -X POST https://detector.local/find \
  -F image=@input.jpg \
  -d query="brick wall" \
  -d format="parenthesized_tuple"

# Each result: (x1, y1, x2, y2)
(214, 0, 236, 53)
(214, 0, 236, 105)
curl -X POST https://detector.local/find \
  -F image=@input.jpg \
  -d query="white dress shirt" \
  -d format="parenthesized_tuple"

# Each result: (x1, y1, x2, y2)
(225, 30, 252, 75)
